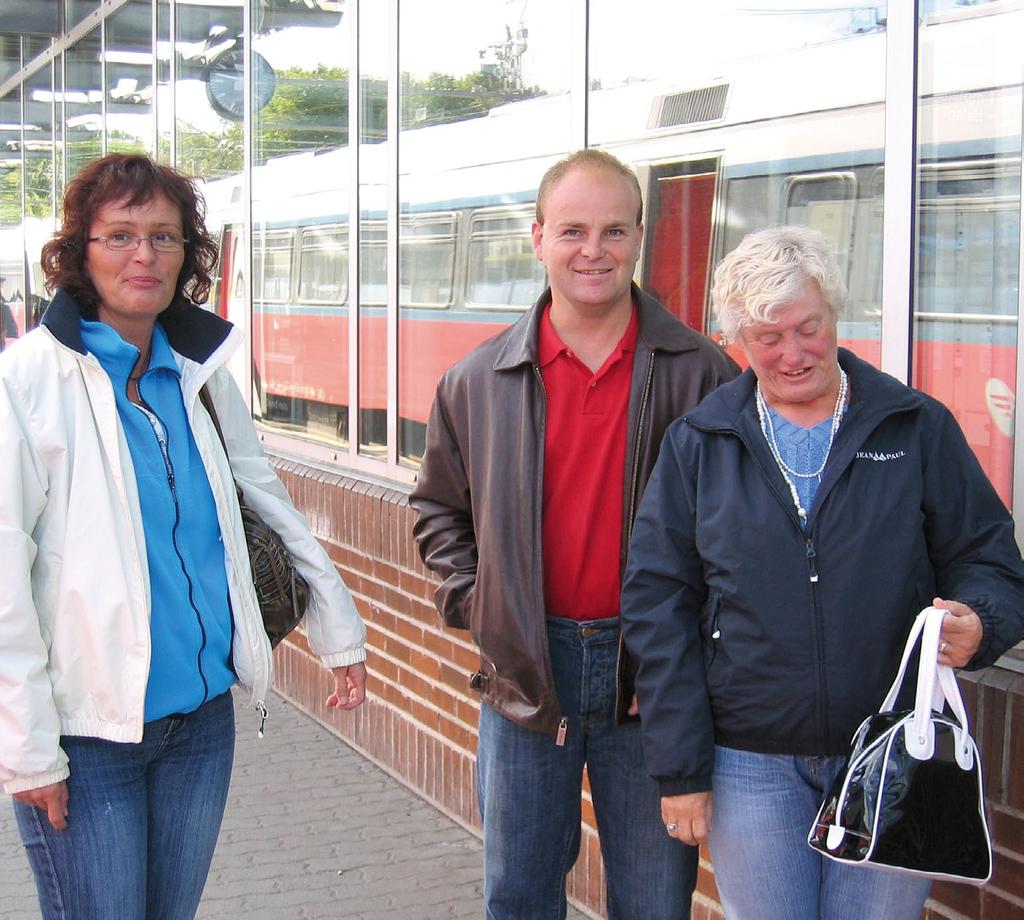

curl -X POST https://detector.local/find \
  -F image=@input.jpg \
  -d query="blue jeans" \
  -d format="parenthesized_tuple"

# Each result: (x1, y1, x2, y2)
(477, 617, 696, 920)
(708, 746, 932, 920)
(14, 690, 235, 920)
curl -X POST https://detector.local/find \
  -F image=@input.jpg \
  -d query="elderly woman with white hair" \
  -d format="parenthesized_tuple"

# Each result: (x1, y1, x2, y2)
(620, 225, 1024, 919)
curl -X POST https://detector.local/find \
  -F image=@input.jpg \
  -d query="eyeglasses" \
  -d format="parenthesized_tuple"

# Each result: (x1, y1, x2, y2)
(88, 232, 188, 253)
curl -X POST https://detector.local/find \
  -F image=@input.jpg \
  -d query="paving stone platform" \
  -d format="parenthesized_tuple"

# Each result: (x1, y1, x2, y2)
(1, 689, 589, 919)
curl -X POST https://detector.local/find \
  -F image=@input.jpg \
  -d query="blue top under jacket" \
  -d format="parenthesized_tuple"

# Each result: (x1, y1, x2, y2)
(79, 318, 235, 721)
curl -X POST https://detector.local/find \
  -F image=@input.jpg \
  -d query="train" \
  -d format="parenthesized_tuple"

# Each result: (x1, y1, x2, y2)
(5, 1, 1019, 506)
(198, 1, 1020, 507)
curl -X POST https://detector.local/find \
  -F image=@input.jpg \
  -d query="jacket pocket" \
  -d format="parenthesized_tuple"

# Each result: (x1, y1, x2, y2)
(701, 591, 722, 675)
(437, 572, 476, 630)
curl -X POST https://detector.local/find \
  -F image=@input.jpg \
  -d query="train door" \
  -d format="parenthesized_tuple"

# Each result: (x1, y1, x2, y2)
(213, 223, 236, 319)
(213, 221, 258, 413)
(641, 158, 720, 334)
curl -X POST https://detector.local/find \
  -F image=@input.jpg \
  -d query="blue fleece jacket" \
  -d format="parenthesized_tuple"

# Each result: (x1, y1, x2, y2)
(80, 318, 235, 721)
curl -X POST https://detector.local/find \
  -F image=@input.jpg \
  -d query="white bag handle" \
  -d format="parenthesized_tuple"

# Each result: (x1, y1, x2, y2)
(879, 607, 973, 769)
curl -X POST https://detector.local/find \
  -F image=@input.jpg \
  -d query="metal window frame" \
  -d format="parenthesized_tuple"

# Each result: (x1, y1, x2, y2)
(879, 0, 918, 384)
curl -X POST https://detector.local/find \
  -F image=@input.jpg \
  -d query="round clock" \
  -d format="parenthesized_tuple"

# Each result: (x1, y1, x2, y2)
(205, 46, 276, 122)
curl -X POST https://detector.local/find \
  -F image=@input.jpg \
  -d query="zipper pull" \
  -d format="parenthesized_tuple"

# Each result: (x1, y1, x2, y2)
(806, 539, 819, 584)
(555, 716, 568, 747)
(256, 700, 268, 738)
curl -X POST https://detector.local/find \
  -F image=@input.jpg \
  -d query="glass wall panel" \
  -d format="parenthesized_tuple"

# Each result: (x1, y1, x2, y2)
(0, 36, 22, 85)
(590, 1, 887, 366)
(105, 0, 154, 154)
(912, 0, 1022, 511)
(358, 0, 388, 455)
(174, 1, 242, 179)
(175, 2, 245, 395)
(0, 88, 22, 222)
(65, 29, 102, 178)
(25, 66, 55, 216)
(156, 0, 171, 162)
(24, 64, 57, 327)
(250, 2, 349, 445)
(0, 85, 24, 343)
(397, 0, 572, 463)
(53, 55, 64, 207)
(67, 1, 101, 31)
(25, 37, 52, 64)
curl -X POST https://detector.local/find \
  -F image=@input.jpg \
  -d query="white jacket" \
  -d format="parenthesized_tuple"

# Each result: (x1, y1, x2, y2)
(0, 292, 366, 794)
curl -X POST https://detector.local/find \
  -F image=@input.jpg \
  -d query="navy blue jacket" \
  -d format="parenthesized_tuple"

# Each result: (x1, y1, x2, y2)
(621, 348, 1024, 796)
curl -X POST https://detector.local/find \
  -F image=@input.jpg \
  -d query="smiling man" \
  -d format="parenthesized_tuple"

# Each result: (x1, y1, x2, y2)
(411, 149, 738, 919)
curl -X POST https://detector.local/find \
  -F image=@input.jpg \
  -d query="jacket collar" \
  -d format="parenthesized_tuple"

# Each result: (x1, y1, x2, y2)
(42, 288, 235, 364)
(685, 347, 925, 435)
(492, 283, 703, 371)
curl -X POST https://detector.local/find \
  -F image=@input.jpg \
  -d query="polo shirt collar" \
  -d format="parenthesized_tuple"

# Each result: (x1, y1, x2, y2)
(537, 300, 639, 370)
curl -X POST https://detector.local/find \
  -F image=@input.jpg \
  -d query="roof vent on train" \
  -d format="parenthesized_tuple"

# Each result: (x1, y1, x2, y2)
(649, 84, 729, 130)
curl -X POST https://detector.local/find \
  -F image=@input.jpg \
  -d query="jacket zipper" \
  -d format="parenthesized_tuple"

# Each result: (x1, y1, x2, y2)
(614, 351, 657, 726)
(734, 427, 832, 752)
(804, 527, 830, 744)
(134, 395, 211, 705)
(532, 364, 567, 746)
(806, 538, 819, 583)
(625, 351, 657, 539)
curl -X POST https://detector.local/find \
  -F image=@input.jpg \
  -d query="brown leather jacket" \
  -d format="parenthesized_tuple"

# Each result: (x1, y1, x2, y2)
(410, 285, 739, 734)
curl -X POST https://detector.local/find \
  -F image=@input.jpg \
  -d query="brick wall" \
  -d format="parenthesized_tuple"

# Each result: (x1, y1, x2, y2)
(270, 458, 1024, 920)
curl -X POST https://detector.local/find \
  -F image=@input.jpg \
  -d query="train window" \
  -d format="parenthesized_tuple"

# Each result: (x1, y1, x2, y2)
(914, 158, 1020, 511)
(297, 227, 348, 305)
(360, 220, 387, 306)
(253, 229, 295, 304)
(912, 0, 1022, 517)
(845, 195, 884, 327)
(718, 174, 786, 262)
(466, 209, 546, 310)
(916, 160, 1020, 318)
(784, 172, 886, 331)
(783, 173, 858, 274)
(399, 213, 457, 308)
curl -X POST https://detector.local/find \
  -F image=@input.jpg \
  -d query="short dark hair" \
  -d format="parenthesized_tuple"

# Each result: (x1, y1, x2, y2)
(535, 148, 643, 226)
(40, 153, 219, 318)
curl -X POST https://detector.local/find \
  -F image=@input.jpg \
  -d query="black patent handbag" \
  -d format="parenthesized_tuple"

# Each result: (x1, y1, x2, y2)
(199, 385, 310, 648)
(807, 607, 992, 883)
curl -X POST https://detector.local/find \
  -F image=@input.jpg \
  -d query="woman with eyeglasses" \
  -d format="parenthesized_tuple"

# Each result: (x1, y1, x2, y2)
(0, 153, 368, 920)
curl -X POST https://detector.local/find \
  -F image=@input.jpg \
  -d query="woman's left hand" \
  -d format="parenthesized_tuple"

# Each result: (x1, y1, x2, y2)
(933, 597, 983, 667)
(326, 662, 368, 710)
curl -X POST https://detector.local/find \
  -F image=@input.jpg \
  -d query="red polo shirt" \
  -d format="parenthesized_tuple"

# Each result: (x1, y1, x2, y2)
(538, 303, 638, 620)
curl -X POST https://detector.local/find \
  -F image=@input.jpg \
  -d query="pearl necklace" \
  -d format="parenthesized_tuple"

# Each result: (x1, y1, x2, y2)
(755, 367, 848, 522)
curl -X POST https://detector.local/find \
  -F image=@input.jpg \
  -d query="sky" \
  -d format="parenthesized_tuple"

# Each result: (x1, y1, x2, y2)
(254, 0, 882, 90)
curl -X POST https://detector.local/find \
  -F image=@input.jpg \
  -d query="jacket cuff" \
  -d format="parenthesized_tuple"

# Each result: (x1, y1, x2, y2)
(957, 595, 996, 669)
(4, 764, 71, 795)
(320, 646, 367, 669)
(656, 773, 713, 797)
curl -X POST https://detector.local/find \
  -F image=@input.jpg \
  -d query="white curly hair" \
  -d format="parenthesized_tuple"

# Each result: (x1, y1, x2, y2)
(711, 225, 847, 342)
